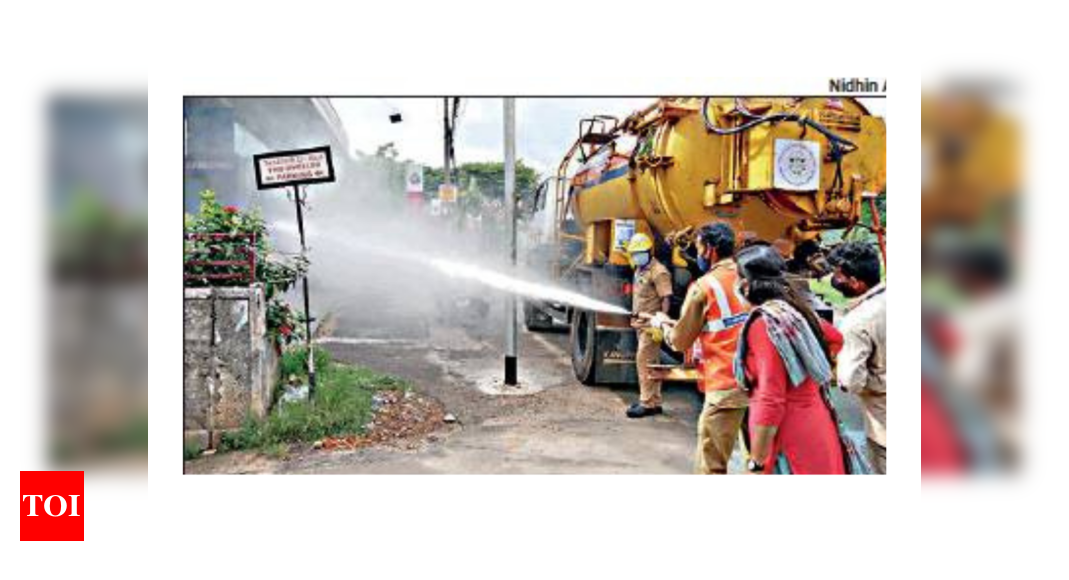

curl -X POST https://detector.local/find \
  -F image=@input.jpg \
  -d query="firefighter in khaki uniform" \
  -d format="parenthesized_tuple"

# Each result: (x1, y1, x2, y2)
(625, 233, 674, 418)
(650, 223, 751, 473)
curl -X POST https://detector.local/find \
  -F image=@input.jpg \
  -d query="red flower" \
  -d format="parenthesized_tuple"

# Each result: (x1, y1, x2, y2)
(280, 325, 292, 336)
(223, 205, 239, 214)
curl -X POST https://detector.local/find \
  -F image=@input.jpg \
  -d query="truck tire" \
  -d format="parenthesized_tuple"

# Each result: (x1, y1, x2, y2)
(570, 309, 598, 385)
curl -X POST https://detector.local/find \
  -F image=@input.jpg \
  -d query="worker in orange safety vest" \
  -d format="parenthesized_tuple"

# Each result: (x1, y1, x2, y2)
(649, 222, 751, 474)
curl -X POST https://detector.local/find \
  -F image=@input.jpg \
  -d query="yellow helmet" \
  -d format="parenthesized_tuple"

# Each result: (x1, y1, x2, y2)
(627, 233, 653, 254)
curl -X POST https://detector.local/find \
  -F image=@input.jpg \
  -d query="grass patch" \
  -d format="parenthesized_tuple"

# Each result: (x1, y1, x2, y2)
(279, 345, 332, 381)
(263, 442, 290, 460)
(183, 440, 204, 461)
(219, 347, 411, 452)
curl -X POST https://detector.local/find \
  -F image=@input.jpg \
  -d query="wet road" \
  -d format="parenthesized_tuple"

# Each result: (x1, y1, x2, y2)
(189, 275, 868, 474)
(298, 293, 709, 474)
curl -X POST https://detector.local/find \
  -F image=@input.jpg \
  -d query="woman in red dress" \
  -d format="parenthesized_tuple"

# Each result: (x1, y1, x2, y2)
(733, 244, 847, 475)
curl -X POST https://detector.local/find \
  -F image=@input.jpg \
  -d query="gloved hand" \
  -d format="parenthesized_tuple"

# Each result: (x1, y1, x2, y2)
(644, 326, 664, 344)
(648, 312, 672, 331)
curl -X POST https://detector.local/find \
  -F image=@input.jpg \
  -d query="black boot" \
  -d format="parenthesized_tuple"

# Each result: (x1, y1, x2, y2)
(626, 402, 663, 418)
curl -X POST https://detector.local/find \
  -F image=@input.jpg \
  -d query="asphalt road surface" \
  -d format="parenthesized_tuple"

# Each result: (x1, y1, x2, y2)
(187, 279, 866, 474)
(309, 288, 713, 474)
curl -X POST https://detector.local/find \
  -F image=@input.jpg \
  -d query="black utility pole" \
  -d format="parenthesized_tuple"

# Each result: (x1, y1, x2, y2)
(442, 97, 461, 191)
(293, 184, 316, 393)
(252, 145, 335, 399)
(443, 98, 452, 192)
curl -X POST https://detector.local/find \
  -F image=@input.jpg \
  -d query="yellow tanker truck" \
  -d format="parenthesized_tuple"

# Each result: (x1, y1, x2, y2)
(523, 97, 886, 386)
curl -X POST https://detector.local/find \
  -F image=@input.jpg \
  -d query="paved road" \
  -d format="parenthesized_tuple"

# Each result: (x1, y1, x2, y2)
(188, 283, 716, 474)
(299, 296, 709, 474)
(187, 277, 866, 474)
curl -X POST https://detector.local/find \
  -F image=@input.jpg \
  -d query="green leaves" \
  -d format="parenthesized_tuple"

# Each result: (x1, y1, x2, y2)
(185, 189, 307, 348)
(423, 160, 540, 201)
(266, 300, 305, 350)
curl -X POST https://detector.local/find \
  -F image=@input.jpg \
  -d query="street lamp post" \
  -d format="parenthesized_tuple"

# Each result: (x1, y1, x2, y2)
(504, 98, 518, 386)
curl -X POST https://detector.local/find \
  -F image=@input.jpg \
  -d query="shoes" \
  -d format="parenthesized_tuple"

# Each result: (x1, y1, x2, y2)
(626, 402, 664, 419)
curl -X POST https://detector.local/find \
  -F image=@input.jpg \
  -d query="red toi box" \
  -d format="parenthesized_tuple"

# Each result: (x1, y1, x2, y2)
(20, 471, 84, 541)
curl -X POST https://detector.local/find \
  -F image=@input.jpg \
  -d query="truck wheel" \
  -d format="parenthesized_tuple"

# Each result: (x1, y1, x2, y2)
(570, 309, 598, 385)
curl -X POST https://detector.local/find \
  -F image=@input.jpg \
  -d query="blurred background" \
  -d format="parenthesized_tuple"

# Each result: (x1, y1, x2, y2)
(48, 93, 148, 470)
(921, 80, 1021, 476)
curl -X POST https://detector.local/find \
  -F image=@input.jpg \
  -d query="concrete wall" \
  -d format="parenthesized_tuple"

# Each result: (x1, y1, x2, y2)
(184, 284, 277, 448)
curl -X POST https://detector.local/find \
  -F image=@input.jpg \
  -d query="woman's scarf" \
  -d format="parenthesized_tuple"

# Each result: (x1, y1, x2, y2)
(734, 299, 832, 391)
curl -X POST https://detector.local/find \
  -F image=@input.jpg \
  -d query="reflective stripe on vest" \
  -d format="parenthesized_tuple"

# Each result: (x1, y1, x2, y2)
(706, 273, 732, 318)
(696, 264, 749, 393)
(701, 274, 745, 334)
(703, 312, 749, 333)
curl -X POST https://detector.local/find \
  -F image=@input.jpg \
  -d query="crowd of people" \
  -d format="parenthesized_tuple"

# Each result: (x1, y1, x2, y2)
(626, 223, 887, 474)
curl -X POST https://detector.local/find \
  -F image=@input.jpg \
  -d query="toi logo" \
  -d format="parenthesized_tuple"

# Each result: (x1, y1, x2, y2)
(20, 471, 84, 541)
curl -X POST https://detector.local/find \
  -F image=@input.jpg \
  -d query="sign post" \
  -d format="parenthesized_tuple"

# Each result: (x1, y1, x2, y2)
(405, 164, 425, 211)
(405, 163, 424, 195)
(438, 183, 458, 203)
(253, 145, 336, 395)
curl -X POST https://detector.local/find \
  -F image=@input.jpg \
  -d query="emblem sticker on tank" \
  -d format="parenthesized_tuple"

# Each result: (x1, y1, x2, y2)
(613, 219, 635, 251)
(774, 139, 821, 191)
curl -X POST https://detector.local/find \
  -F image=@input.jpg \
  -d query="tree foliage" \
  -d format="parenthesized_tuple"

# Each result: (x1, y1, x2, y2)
(423, 160, 540, 202)
(354, 142, 541, 204)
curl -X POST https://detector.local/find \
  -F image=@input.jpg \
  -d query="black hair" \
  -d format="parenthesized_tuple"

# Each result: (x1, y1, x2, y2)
(828, 241, 882, 288)
(696, 222, 736, 259)
(738, 245, 830, 362)
(949, 244, 1010, 287)
(787, 239, 822, 274)
(793, 239, 821, 262)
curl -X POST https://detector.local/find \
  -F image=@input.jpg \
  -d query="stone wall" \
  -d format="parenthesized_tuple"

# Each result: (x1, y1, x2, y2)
(184, 284, 277, 448)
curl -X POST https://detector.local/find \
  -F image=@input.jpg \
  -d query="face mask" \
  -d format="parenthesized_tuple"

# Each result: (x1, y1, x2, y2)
(632, 251, 650, 268)
(831, 274, 861, 297)
(696, 249, 712, 272)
